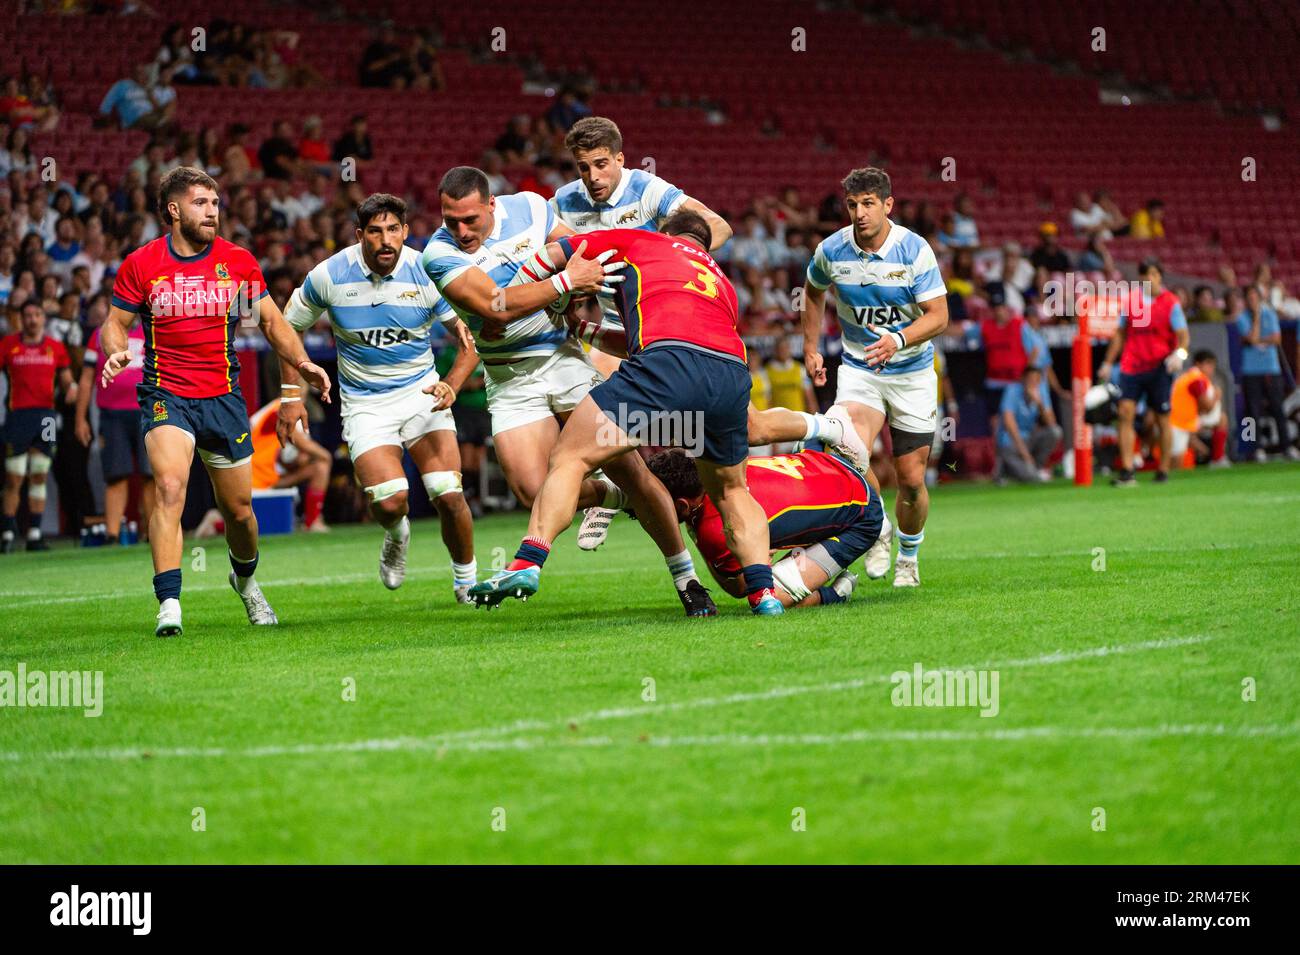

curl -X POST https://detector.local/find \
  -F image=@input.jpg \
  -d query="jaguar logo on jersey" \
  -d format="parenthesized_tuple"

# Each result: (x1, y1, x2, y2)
(397, 290, 420, 301)
(512, 238, 533, 254)
(617, 209, 640, 224)
(152, 400, 167, 422)
(356, 328, 413, 346)
(852, 306, 905, 326)
(885, 269, 907, 280)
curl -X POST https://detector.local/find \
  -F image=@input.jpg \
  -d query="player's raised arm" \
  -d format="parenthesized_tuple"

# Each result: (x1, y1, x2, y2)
(678, 198, 733, 250)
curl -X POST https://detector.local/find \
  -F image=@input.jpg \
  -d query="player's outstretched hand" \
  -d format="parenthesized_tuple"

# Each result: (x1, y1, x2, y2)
(100, 351, 130, 389)
(276, 398, 309, 449)
(804, 348, 827, 387)
(564, 241, 627, 296)
(297, 361, 332, 404)
(424, 379, 457, 411)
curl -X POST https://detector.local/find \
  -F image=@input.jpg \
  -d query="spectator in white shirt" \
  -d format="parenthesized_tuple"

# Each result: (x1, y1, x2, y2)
(1069, 190, 1111, 239)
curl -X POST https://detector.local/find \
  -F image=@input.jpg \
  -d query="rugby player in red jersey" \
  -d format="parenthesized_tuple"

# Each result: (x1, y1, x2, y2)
(470, 210, 783, 615)
(647, 446, 883, 608)
(1, 300, 76, 553)
(97, 167, 332, 637)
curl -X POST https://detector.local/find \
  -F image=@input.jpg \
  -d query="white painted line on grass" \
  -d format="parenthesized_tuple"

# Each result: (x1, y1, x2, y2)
(1, 635, 1221, 763)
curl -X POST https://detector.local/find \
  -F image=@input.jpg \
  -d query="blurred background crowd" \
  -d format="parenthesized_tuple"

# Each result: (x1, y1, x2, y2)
(3, 0, 1298, 544)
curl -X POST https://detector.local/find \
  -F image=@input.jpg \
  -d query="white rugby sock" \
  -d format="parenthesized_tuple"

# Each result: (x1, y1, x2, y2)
(666, 550, 699, 591)
(386, 515, 410, 542)
(799, 411, 843, 445)
(595, 473, 626, 510)
(453, 559, 477, 587)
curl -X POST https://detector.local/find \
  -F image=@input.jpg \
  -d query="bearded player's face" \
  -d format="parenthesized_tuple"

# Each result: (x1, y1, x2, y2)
(175, 186, 219, 246)
(357, 212, 408, 275)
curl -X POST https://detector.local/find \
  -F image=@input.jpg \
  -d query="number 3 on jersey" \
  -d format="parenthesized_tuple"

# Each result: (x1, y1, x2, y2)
(683, 261, 719, 298)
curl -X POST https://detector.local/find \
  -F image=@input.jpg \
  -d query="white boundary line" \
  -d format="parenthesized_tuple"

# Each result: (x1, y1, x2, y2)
(1, 635, 1230, 763)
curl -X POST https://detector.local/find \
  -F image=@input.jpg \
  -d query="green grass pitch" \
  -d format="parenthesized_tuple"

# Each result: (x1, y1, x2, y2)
(2, 463, 1298, 863)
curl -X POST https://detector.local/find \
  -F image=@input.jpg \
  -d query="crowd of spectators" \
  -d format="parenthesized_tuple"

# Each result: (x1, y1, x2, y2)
(2, 21, 1299, 544)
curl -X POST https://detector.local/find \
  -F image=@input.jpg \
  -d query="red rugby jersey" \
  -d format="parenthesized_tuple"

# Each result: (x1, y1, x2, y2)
(556, 228, 745, 364)
(690, 450, 874, 575)
(110, 235, 269, 398)
(0, 334, 70, 410)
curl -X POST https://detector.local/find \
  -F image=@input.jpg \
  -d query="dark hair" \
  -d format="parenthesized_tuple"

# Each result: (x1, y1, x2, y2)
(841, 166, 891, 200)
(157, 166, 219, 225)
(646, 449, 703, 501)
(438, 166, 491, 201)
(1193, 349, 1217, 364)
(1023, 364, 1042, 379)
(660, 209, 712, 249)
(20, 299, 43, 315)
(564, 116, 622, 154)
(1137, 257, 1163, 277)
(356, 192, 407, 229)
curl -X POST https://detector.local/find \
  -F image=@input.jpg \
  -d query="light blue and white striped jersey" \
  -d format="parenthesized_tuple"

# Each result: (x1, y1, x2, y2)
(806, 221, 946, 376)
(421, 192, 566, 367)
(549, 167, 687, 233)
(285, 243, 453, 399)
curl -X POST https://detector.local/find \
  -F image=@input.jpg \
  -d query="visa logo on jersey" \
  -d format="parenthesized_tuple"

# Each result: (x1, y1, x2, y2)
(851, 306, 905, 326)
(356, 328, 413, 346)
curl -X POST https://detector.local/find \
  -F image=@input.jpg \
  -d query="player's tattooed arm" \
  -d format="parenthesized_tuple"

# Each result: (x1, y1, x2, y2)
(679, 198, 733, 249)
(863, 295, 950, 369)
(801, 282, 829, 386)
(250, 293, 332, 405)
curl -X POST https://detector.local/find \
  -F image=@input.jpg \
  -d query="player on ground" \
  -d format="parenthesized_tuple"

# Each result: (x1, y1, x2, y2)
(98, 166, 333, 637)
(282, 193, 479, 601)
(647, 446, 882, 608)
(469, 211, 783, 615)
(423, 168, 719, 617)
(1098, 258, 1190, 486)
(551, 115, 734, 544)
(801, 167, 950, 588)
(1, 300, 75, 553)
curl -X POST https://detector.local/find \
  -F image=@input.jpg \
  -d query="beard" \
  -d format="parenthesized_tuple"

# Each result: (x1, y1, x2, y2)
(177, 214, 216, 247)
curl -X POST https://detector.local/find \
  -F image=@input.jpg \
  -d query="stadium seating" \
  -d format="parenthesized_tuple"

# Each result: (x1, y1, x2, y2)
(8, 1, 1299, 289)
